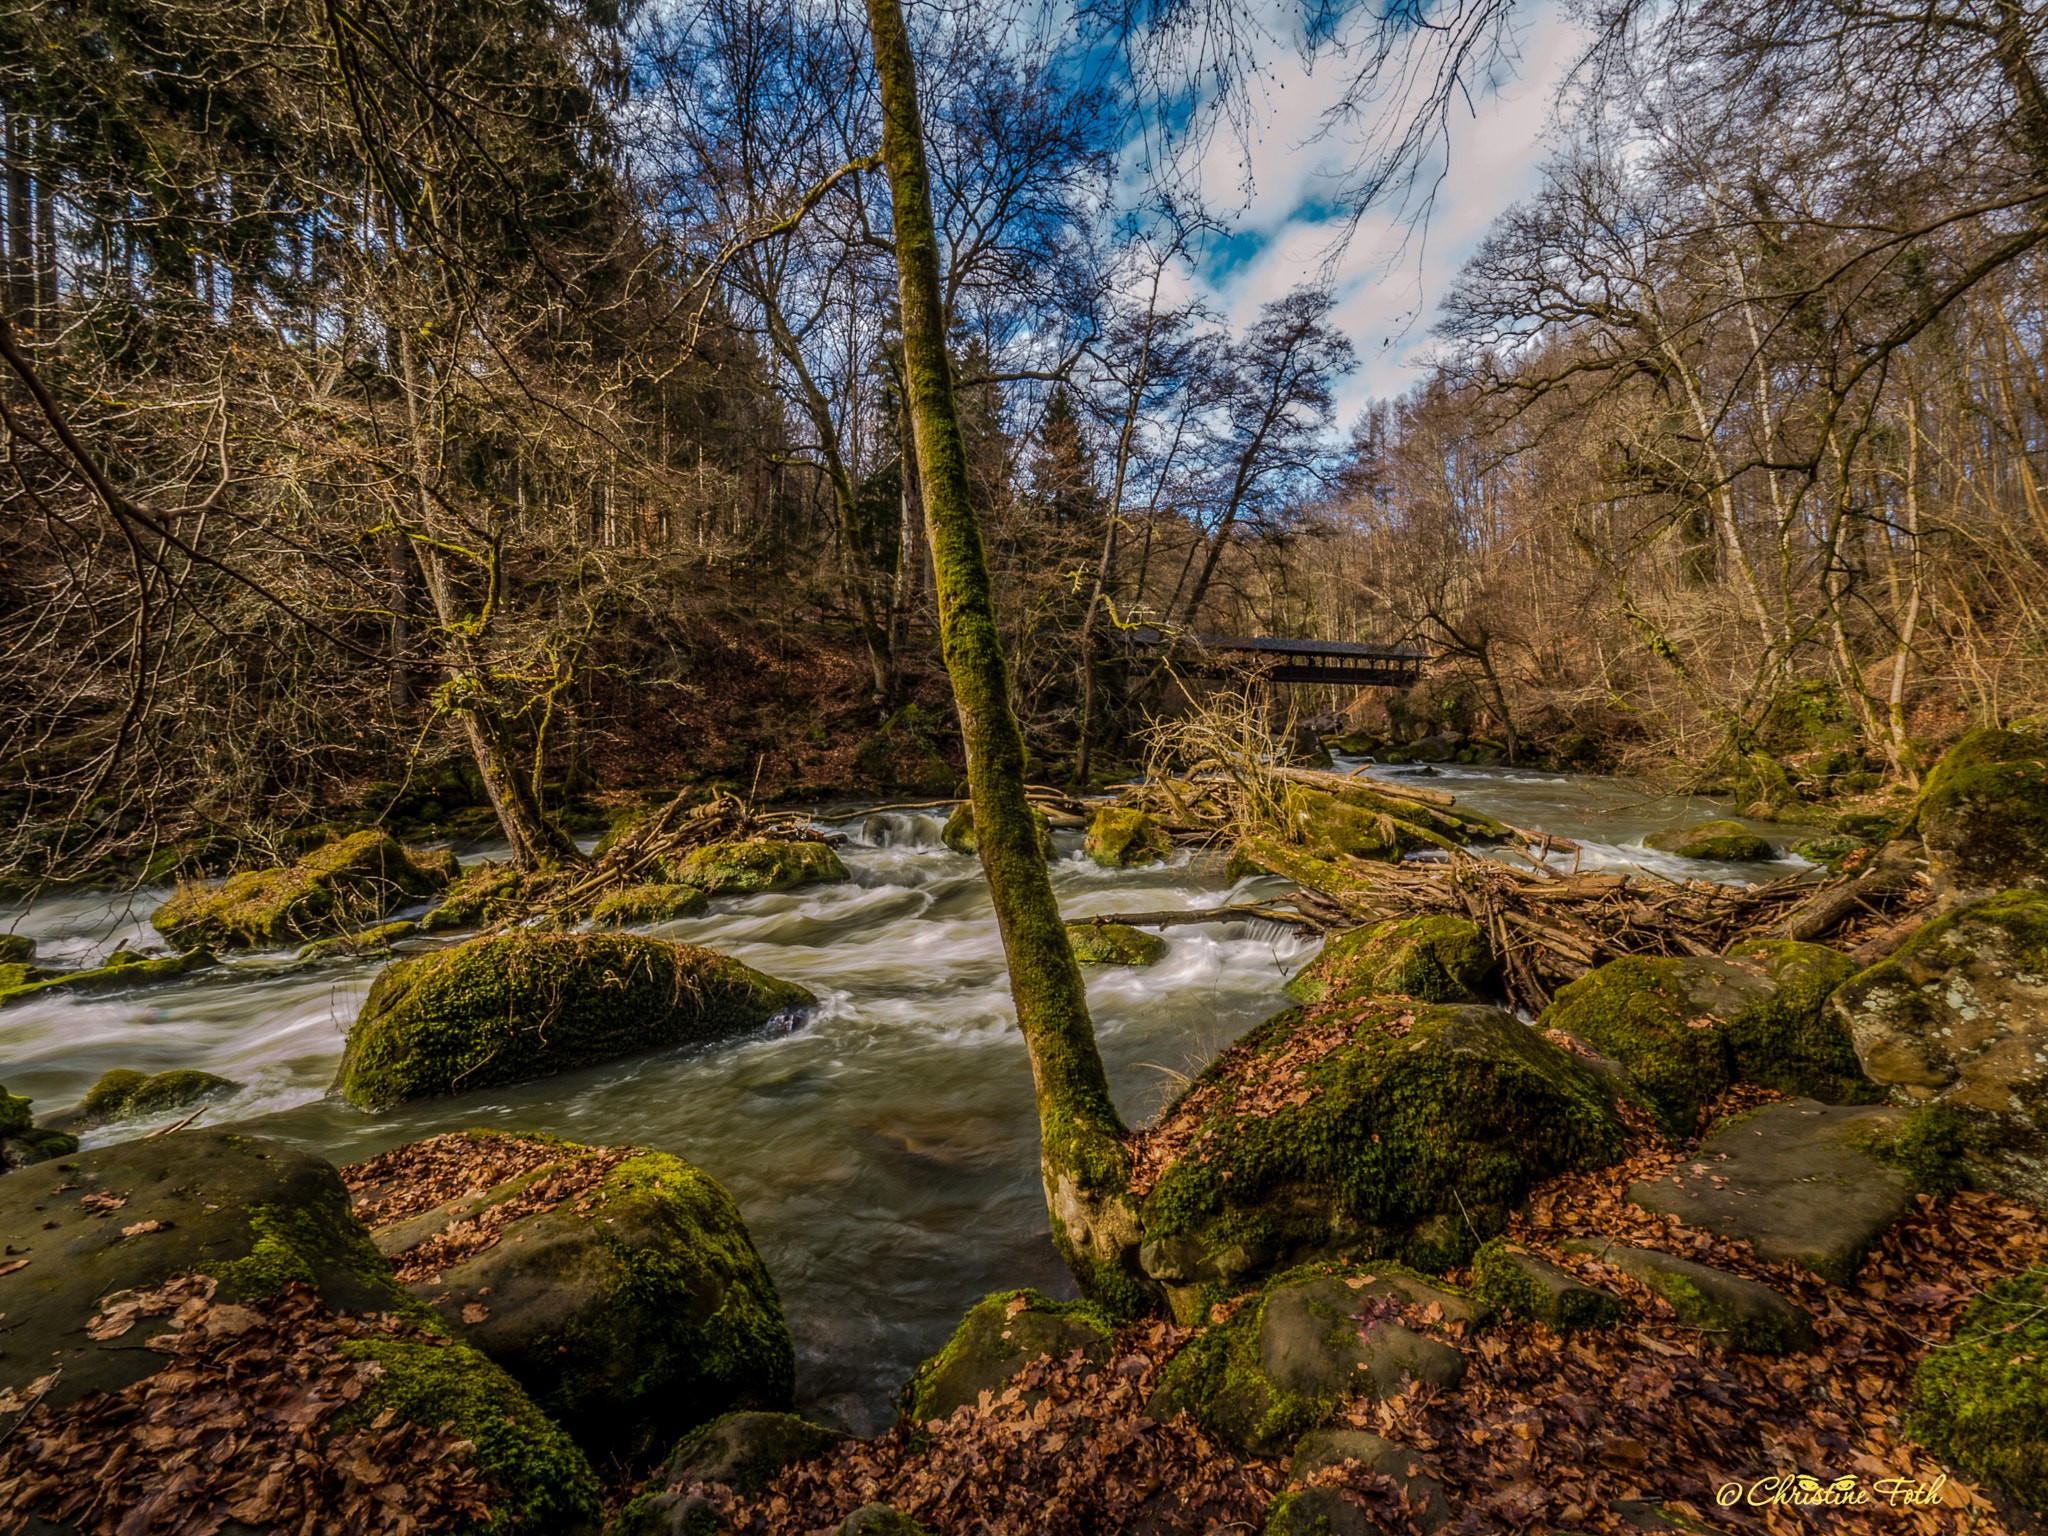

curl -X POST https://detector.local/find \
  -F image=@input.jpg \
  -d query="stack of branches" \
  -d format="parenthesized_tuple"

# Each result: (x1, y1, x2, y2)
(1239, 840, 1932, 1015)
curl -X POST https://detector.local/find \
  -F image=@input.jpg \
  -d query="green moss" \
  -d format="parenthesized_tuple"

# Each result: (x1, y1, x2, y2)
(940, 801, 1052, 859)
(1539, 943, 1873, 1133)
(1285, 915, 1492, 1007)
(151, 830, 445, 951)
(0, 1083, 31, 1138)
(0, 948, 218, 1008)
(1644, 820, 1775, 861)
(77, 1066, 240, 1126)
(1084, 808, 1174, 868)
(335, 932, 815, 1109)
(421, 864, 525, 931)
(1065, 922, 1168, 966)
(1913, 1265, 2048, 1512)
(902, 1288, 1116, 1426)
(298, 919, 419, 961)
(338, 1335, 602, 1535)
(668, 840, 849, 894)
(1469, 1237, 1624, 1331)
(591, 883, 709, 926)
(1847, 1102, 1981, 1197)
(1139, 1003, 1625, 1276)
(7, 1127, 77, 1160)
(0, 933, 32, 964)
(1912, 729, 2048, 892)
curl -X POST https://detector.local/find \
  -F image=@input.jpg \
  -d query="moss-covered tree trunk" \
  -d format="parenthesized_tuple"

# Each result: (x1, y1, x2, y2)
(862, 0, 1151, 1313)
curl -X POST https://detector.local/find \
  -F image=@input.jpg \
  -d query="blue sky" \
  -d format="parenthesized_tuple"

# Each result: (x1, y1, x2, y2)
(1135, 0, 1584, 425)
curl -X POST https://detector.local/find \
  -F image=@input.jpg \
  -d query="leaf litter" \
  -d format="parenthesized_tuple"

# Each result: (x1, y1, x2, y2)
(0, 1275, 493, 1536)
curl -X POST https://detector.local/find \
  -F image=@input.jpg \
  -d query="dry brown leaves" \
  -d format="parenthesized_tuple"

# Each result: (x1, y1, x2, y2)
(696, 1322, 1275, 1536)
(342, 1132, 635, 1284)
(0, 1276, 492, 1536)
(1124, 1002, 1415, 1199)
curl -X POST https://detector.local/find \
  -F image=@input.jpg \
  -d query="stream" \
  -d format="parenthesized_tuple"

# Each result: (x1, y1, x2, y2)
(0, 765, 1817, 1433)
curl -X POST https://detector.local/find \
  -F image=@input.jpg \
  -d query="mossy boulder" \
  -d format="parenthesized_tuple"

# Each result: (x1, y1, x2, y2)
(1, 1084, 78, 1170)
(1912, 729, 2048, 900)
(150, 830, 451, 951)
(1829, 889, 2048, 1207)
(941, 801, 1053, 859)
(1146, 1266, 1478, 1456)
(354, 1133, 794, 1468)
(650, 1411, 847, 1497)
(335, 931, 816, 1109)
(1643, 819, 1776, 861)
(1282, 784, 1505, 863)
(1561, 1238, 1816, 1353)
(0, 947, 218, 1009)
(1122, 1001, 1627, 1316)
(1913, 1265, 2048, 1513)
(1084, 807, 1174, 868)
(421, 862, 524, 931)
(65, 1067, 242, 1129)
(1285, 915, 1492, 1007)
(592, 883, 710, 926)
(1065, 922, 1168, 966)
(668, 839, 849, 894)
(297, 918, 418, 962)
(1469, 1238, 1625, 1331)
(1537, 939, 1875, 1134)
(903, 1289, 1115, 1426)
(0, 932, 32, 964)
(0, 1129, 599, 1533)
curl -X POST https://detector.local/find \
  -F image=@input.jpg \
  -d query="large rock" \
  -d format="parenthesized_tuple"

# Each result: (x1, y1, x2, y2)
(150, 830, 452, 951)
(1146, 1267, 1477, 1456)
(1470, 1238, 1625, 1330)
(1285, 783, 1506, 863)
(0, 947, 218, 1009)
(592, 883, 710, 926)
(940, 802, 1053, 860)
(348, 1130, 794, 1467)
(0, 1129, 599, 1532)
(1127, 1001, 1626, 1318)
(902, 1288, 1115, 1425)
(1562, 1239, 1816, 1353)
(1626, 1099, 1915, 1283)
(335, 931, 815, 1109)
(1084, 807, 1174, 868)
(669, 839, 849, 894)
(1829, 888, 2048, 1206)
(1285, 915, 1492, 1007)
(1912, 1264, 2048, 1514)
(1538, 939, 1875, 1133)
(1912, 728, 2048, 901)
(1643, 820, 1775, 861)
(1066, 921, 1167, 966)
(1271, 1429, 1452, 1535)
(1, 1083, 76, 1170)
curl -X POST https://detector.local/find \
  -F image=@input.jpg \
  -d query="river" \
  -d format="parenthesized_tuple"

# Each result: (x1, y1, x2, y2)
(0, 765, 1815, 1432)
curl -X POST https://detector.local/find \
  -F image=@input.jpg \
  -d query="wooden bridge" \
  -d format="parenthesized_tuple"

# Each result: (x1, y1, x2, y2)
(1124, 628, 1427, 687)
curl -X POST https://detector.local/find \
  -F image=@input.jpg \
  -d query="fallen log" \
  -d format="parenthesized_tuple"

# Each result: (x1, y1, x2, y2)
(1070, 904, 1325, 933)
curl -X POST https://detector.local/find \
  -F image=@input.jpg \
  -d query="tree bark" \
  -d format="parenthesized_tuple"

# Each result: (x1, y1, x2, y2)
(862, 0, 1144, 1312)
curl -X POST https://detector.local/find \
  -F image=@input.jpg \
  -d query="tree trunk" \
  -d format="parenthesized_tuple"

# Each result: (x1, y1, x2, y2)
(862, 0, 1147, 1314)
(4, 107, 32, 322)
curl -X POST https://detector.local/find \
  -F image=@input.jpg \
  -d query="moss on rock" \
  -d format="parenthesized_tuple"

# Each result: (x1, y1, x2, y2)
(1065, 922, 1168, 966)
(150, 830, 450, 951)
(1134, 1001, 1626, 1306)
(668, 840, 849, 894)
(420, 863, 524, 931)
(1912, 728, 2048, 898)
(362, 1135, 795, 1469)
(1913, 1265, 2048, 1513)
(297, 919, 418, 962)
(1284, 915, 1492, 1008)
(1469, 1237, 1625, 1331)
(0, 932, 32, 964)
(1537, 940, 1873, 1133)
(592, 883, 710, 926)
(941, 801, 1053, 859)
(1643, 820, 1776, 861)
(0, 1128, 602, 1533)
(0, 948, 218, 1009)
(902, 1288, 1115, 1426)
(73, 1066, 241, 1127)
(335, 932, 816, 1109)
(1084, 808, 1174, 868)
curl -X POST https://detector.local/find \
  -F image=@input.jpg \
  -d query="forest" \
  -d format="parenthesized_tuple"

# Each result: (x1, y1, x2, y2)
(4, 0, 2048, 1532)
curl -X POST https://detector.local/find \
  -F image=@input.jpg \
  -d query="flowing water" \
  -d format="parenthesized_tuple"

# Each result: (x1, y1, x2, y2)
(0, 768, 1814, 1432)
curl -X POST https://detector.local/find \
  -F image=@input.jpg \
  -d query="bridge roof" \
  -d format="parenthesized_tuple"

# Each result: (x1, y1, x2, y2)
(1125, 628, 1427, 661)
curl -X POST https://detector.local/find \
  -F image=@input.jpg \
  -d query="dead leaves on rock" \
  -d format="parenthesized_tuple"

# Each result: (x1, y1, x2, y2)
(341, 1131, 634, 1284)
(0, 1276, 493, 1536)
(691, 1323, 1274, 1535)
